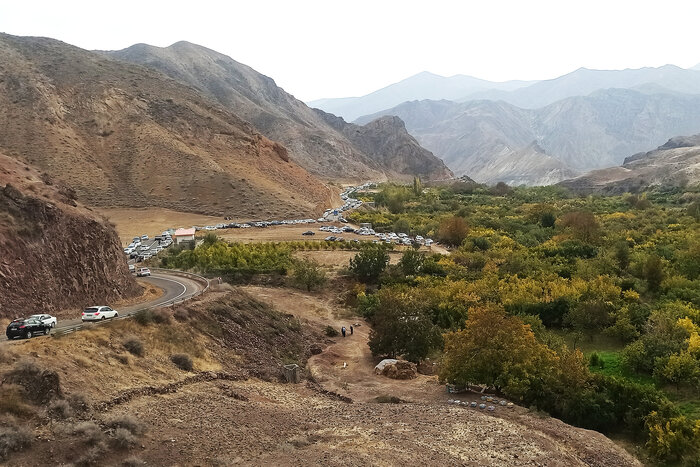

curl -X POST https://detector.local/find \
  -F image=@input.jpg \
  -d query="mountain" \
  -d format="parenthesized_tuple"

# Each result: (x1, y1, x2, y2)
(0, 34, 335, 219)
(0, 152, 140, 319)
(308, 71, 535, 122)
(560, 134, 700, 194)
(465, 65, 700, 109)
(106, 42, 451, 182)
(313, 111, 453, 181)
(356, 89, 700, 184)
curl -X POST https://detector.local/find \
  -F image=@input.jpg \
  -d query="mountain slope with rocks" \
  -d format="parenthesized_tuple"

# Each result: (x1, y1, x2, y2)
(560, 134, 700, 194)
(106, 42, 452, 182)
(357, 90, 700, 184)
(0, 33, 334, 219)
(313, 110, 453, 181)
(0, 152, 140, 319)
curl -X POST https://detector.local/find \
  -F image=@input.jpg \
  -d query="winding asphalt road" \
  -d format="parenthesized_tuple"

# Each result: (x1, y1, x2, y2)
(2, 271, 206, 343)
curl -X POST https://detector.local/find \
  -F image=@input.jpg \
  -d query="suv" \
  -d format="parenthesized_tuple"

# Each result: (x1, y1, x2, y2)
(6, 318, 51, 339)
(136, 268, 151, 277)
(82, 306, 119, 322)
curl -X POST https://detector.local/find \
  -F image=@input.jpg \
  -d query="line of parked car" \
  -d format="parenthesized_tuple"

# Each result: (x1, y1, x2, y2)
(124, 232, 173, 262)
(189, 183, 370, 233)
(317, 224, 434, 246)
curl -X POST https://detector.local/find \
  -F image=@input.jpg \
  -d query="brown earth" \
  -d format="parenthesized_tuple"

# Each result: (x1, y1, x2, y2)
(0, 33, 336, 219)
(0, 152, 141, 320)
(0, 286, 640, 466)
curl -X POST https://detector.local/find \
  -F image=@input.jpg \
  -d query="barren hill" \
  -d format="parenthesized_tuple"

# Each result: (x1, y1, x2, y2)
(106, 42, 452, 182)
(0, 153, 140, 319)
(0, 34, 334, 218)
(560, 134, 700, 194)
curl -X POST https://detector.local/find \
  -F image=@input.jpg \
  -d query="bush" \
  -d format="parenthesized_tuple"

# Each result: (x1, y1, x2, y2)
(121, 457, 146, 467)
(0, 423, 32, 460)
(171, 354, 194, 371)
(73, 442, 107, 467)
(436, 216, 469, 247)
(67, 393, 90, 415)
(71, 421, 103, 443)
(152, 308, 172, 324)
(122, 337, 144, 357)
(112, 428, 137, 449)
(349, 246, 389, 283)
(292, 258, 326, 291)
(173, 307, 189, 322)
(133, 309, 155, 326)
(324, 326, 339, 337)
(47, 398, 73, 420)
(105, 414, 147, 436)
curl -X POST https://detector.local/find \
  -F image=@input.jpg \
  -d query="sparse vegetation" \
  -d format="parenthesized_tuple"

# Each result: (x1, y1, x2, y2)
(0, 422, 32, 460)
(170, 353, 194, 371)
(324, 325, 339, 337)
(123, 336, 145, 357)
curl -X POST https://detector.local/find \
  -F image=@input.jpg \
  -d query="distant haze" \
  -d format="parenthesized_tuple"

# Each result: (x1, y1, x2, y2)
(1, 0, 700, 101)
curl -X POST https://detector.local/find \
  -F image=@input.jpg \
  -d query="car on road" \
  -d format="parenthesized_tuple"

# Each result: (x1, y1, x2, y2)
(82, 306, 119, 322)
(302, 230, 315, 236)
(29, 314, 57, 328)
(6, 318, 51, 339)
(128, 264, 136, 273)
(136, 268, 151, 277)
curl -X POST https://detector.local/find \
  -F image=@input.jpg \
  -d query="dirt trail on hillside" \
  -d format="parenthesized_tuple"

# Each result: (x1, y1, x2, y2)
(239, 285, 641, 466)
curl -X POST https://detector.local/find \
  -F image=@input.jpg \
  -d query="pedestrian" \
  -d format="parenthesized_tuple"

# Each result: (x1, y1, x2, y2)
(350, 325, 354, 335)
(341, 326, 346, 337)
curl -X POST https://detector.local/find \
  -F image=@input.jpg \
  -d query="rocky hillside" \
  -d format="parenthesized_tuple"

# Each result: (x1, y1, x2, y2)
(106, 42, 452, 182)
(0, 34, 334, 219)
(560, 134, 700, 194)
(357, 90, 700, 184)
(314, 111, 453, 181)
(0, 153, 141, 319)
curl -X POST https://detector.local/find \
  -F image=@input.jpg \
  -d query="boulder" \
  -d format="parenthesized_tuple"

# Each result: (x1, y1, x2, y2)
(375, 359, 417, 380)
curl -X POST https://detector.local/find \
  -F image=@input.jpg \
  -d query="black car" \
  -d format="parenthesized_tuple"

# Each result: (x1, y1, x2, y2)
(6, 318, 51, 340)
(302, 230, 315, 236)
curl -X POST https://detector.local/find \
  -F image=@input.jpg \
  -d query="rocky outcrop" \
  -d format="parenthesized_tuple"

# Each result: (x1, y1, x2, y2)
(374, 359, 417, 379)
(0, 153, 141, 319)
(314, 111, 453, 181)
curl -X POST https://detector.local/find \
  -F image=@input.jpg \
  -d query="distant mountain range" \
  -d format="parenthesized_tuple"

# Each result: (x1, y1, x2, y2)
(308, 71, 535, 122)
(312, 65, 700, 121)
(560, 134, 700, 193)
(107, 42, 451, 182)
(354, 90, 700, 185)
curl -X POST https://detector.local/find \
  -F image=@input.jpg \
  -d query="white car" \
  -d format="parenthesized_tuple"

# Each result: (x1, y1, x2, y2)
(82, 306, 118, 322)
(30, 314, 57, 328)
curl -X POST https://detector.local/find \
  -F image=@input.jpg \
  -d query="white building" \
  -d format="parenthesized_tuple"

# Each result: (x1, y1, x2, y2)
(173, 228, 196, 245)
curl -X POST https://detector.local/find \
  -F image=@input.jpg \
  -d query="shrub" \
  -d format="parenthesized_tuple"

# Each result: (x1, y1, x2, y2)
(121, 457, 146, 467)
(0, 384, 35, 417)
(106, 414, 147, 436)
(3, 360, 62, 404)
(436, 216, 469, 247)
(292, 258, 326, 291)
(112, 428, 137, 449)
(0, 422, 32, 460)
(123, 337, 145, 357)
(173, 307, 189, 322)
(71, 421, 103, 443)
(151, 308, 172, 324)
(324, 326, 339, 337)
(73, 442, 107, 467)
(170, 353, 194, 371)
(133, 309, 155, 326)
(67, 393, 90, 415)
(47, 399, 73, 420)
(349, 247, 389, 283)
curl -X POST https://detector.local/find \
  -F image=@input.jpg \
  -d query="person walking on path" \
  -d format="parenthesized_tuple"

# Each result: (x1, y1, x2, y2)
(350, 325, 354, 335)
(341, 326, 346, 337)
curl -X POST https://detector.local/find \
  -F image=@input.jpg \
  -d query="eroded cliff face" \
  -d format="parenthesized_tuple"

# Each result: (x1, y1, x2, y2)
(0, 154, 140, 319)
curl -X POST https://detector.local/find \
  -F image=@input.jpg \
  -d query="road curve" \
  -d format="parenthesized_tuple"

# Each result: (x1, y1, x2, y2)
(2, 271, 206, 343)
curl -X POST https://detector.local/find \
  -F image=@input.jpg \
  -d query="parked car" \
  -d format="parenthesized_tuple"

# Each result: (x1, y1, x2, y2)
(29, 314, 57, 328)
(136, 268, 151, 277)
(81, 306, 119, 322)
(302, 230, 315, 236)
(141, 235, 149, 240)
(6, 318, 51, 339)
(128, 264, 136, 273)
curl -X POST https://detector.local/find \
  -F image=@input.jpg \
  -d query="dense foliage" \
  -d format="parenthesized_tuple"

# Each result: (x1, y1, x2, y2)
(352, 182, 700, 464)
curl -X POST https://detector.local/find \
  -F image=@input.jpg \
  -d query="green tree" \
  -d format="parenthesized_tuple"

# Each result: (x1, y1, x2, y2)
(436, 216, 469, 247)
(643, 255, 665, 293)
(398, 249, 424, 276)
(292, 258, 326, 291)
(440, 305, 555, 394)
(412, 176, 422, 196)
(349, 246, 390, 283)
(368, 290, 443, 363)
(558, 211, 600, 243)
(564, 300, 614, 340)
(657, 351, 700, 390)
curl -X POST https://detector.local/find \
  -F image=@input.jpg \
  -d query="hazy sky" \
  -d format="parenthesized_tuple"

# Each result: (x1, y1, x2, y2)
(1, 0, 699, 102)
